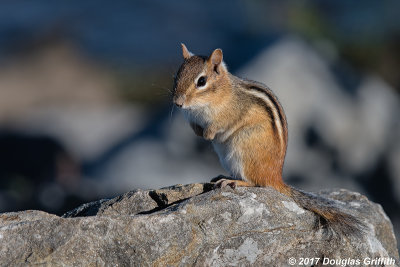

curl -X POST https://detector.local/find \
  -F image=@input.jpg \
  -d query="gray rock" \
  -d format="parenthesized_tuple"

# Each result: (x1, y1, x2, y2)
(0, 184, 398, 266)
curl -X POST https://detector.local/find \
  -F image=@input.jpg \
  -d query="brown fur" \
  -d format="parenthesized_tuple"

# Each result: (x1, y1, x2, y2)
(173, 45, 365, 238)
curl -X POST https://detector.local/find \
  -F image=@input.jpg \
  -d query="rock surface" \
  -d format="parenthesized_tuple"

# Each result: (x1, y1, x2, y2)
(0, 183, 398, 266)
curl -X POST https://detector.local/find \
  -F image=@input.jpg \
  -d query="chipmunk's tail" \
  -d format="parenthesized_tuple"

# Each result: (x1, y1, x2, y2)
(284, 185, 366, 238)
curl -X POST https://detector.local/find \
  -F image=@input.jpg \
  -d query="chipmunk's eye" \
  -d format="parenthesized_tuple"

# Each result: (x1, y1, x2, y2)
(196, 76, 207, 88)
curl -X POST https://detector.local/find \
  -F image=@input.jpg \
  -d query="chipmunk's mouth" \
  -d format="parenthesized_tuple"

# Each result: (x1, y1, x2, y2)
(173, 95, 208, 111)
(173, 98, 196, 110)
(175, 103, 190, 110)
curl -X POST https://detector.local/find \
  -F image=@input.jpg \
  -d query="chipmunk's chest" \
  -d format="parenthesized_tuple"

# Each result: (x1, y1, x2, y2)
(212, 140, 244, 180)
(182, 108, 210, 129)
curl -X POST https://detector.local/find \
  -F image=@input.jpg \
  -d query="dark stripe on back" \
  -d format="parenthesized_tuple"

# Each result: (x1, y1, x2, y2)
(250, 95, 277, 133)
(248, 85, 285, 130)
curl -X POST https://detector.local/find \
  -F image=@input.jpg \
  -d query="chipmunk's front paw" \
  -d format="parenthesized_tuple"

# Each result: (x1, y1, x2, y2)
(203, 127, 217, 140)
(214, 179, 237, 190)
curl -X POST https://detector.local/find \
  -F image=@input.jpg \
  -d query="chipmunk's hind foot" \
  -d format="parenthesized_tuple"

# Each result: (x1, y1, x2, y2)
(211, 175, 253, 189)
(214, 179, 237, 189)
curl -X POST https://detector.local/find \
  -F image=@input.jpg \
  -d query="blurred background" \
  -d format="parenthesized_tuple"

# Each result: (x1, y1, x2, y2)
(0, 0, 399, 248)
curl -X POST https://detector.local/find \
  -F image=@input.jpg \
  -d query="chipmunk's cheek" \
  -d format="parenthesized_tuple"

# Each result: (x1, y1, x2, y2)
(192, 99, 207, 108)
(201, 96, 214, 106)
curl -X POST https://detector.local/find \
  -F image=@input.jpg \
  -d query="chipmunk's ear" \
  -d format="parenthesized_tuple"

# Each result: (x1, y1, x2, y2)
(181, 43, 193, 60)
(209, 48, 223, 65)
(209, 49, 224, 73)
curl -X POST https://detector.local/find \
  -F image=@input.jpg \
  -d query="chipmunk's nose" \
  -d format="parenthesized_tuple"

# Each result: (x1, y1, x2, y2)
(174, 95, 186, 108)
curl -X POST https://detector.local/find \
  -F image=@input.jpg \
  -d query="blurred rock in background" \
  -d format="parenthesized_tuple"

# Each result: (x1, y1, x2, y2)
(0, 0, 399, 250)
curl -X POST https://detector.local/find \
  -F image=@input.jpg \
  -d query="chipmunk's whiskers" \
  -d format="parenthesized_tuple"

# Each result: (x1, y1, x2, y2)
(169, 103, 175, 122)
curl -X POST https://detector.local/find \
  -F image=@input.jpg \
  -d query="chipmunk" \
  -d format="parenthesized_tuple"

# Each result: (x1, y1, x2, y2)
(172, 44, 365, 238)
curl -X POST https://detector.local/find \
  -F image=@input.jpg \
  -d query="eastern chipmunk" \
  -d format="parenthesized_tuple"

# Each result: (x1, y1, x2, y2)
(173, 44, 364, 237)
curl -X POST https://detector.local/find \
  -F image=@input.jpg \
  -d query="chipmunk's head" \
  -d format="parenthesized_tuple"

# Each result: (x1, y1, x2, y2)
(173, 44, 229, 110)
